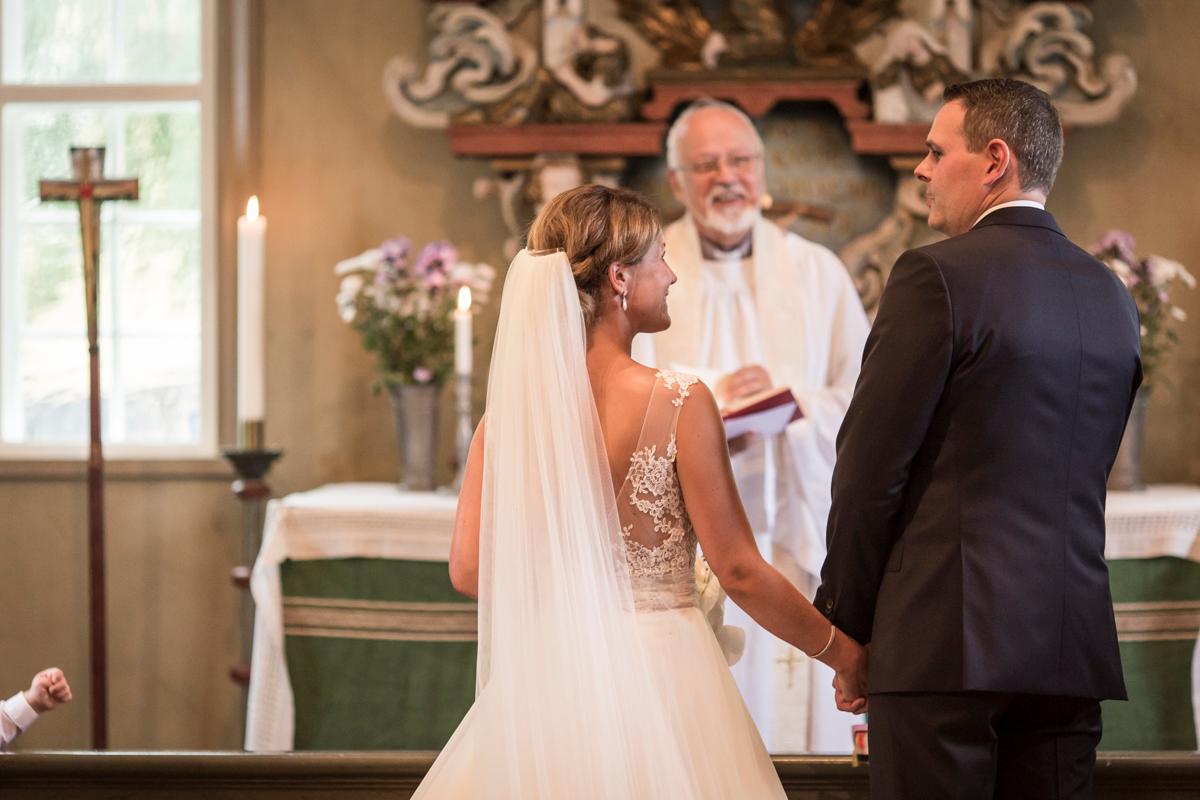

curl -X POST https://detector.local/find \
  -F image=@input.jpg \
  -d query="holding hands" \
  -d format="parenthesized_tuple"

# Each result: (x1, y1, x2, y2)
(816, 630, 868, 714)
(25, 668, 72, 714)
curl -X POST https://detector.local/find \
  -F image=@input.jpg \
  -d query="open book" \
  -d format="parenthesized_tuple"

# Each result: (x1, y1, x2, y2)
(721, 386, 803, 439)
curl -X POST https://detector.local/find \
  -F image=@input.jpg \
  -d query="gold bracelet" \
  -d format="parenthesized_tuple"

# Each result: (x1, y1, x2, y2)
(808, 623, 836, 660)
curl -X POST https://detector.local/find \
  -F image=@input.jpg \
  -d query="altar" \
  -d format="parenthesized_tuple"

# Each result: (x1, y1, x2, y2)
(1102, 485, 1200, 750)
(244, 482, 1200, 753)
(244, 484, 471, 751)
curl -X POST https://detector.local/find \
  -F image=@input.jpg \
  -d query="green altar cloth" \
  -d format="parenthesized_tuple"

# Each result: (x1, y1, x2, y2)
(1102, 557, 1200, 751)
(282, 558, 476, 750)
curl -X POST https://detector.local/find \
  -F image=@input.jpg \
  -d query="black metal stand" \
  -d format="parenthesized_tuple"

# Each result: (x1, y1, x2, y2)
(221, 444, 283, 740)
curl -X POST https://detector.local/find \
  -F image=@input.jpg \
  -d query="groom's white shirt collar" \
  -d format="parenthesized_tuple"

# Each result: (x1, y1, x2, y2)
(972, 200, 1046, 228)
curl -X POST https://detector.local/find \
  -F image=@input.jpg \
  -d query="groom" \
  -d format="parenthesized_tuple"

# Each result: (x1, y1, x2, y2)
(815, 78, 1142, 798)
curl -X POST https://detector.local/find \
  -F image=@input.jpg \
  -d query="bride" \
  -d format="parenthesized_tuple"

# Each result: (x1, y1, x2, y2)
(415, 185, 867, 798)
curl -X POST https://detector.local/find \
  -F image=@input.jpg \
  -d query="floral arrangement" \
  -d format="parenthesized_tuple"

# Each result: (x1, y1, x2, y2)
(335, 237, 495, 387)
(1090, 229, 1194, 386)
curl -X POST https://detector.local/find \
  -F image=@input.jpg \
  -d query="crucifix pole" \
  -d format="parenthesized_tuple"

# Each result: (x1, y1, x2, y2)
(39, 146, 138, 750)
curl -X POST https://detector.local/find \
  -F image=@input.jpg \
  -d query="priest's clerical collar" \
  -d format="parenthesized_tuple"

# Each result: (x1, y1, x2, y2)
(699, 233, 753, 261)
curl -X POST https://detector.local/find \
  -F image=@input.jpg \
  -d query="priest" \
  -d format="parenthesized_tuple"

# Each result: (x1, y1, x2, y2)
(635, 99, 870, 751)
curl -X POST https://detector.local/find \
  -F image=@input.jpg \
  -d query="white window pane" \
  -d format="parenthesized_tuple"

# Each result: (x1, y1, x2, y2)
(116, 222, 200, 332)
(119, 0, 201, 83)
(3, 0, 200, 84)
(14, 331, 200, 445)
(118, 335, 200, 443)
(14, 107, 107, 207)
(5, 0, 113, 84)
(17, 336, 90, 442)
(18, 221, 85, 333)
(124, 106, 200, 210)
(3, 102, 203, 449)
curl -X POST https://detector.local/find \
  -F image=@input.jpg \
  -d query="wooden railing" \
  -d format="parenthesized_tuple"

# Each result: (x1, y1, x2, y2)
(1, 751, 1198, 799)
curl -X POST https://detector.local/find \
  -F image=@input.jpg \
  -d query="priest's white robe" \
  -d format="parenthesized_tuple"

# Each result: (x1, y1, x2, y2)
(634, 214, 870, 752)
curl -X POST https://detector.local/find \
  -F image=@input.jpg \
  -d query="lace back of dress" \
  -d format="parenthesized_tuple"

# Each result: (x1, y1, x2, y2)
(617, 370, 700, 611)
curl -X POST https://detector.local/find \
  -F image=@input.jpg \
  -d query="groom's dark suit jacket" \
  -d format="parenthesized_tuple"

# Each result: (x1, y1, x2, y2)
(815, 206, 1140, 700)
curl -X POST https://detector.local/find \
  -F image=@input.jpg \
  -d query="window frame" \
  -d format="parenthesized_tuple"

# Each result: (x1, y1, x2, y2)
(0, 0, 218, 460)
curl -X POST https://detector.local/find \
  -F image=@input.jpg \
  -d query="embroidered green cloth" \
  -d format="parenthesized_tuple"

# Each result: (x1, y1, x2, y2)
(281, 558, 477, 750)
(1102, 557, 1200, 750)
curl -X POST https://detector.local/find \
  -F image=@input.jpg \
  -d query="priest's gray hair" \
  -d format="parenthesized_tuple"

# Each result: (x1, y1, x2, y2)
(665, 98, 764, 170)
(943, 78, 1064, 194)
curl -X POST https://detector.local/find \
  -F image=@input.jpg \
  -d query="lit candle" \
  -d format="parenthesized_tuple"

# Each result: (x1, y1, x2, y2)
(237, 196, 266, 422)
(454, 285, 472, 376)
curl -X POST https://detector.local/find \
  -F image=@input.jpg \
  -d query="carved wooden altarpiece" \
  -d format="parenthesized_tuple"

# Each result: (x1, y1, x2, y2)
(385, 0, 1137, 313)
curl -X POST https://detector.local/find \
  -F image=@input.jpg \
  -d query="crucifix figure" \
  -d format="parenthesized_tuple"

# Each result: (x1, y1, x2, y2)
(39, 146, 138, 750)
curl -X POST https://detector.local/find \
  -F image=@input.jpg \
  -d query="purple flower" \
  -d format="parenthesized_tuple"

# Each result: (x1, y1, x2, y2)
(1095, 229, 1137, 265)
(381, 236, 410, 265)
(412, 367, 434, 384)
(415, 241, 458, 278)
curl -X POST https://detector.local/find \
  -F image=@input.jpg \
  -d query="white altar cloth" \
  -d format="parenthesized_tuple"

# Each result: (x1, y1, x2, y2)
(245, 483, 458, 751)
(242, 483, 1200, 752)
(1105, 485, 1200, 562)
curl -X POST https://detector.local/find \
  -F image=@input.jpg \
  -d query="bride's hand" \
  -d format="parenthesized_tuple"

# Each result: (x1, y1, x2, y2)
(819, 629, 868, 714)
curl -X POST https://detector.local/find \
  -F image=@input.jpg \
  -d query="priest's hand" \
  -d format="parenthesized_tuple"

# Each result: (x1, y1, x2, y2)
(715, 365, 772, 405)
(25, 668, 72, 714)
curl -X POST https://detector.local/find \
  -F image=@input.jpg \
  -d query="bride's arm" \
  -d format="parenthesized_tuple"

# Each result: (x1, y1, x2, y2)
(676, 383, 867, 707)
(449, 420, 485, 599)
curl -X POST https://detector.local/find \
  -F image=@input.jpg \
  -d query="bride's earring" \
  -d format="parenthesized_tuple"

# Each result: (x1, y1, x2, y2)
(621, 291, 628, 312)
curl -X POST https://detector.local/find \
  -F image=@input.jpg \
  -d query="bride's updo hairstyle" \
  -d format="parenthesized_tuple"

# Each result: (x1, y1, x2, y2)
(526, 184, 661, 327)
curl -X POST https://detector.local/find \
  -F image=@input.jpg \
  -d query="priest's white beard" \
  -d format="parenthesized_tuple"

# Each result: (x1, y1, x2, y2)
(697, 198, 761, 239)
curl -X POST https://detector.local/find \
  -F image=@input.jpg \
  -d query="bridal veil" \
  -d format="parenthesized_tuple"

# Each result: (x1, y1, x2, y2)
(415, 249, 702, 798)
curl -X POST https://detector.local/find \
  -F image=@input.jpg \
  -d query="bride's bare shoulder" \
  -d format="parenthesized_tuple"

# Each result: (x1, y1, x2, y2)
(609, 361, 659, 392)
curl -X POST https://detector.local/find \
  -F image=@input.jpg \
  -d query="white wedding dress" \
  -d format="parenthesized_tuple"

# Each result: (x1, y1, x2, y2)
(413, 251, 786, 799)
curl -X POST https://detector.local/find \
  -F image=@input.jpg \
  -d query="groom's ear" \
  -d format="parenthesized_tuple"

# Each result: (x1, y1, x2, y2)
(983, 137, 1014, 188)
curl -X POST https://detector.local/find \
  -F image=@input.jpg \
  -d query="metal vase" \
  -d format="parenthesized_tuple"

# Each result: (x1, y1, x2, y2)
(388, 383, 441, 491)
(1108, 387, 1148, 492)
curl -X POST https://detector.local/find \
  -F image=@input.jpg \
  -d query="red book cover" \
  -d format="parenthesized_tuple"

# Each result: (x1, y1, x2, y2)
(721, 387, 803, 438)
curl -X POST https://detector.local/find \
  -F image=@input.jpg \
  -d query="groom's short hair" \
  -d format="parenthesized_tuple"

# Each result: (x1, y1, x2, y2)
(943, 78, 1064, 194)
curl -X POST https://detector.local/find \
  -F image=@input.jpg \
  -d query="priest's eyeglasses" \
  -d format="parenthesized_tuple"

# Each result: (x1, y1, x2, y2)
(676, 152, 762, 177)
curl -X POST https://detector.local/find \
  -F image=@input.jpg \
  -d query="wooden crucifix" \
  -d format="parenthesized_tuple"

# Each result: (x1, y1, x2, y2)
(39, 147, 138, 750)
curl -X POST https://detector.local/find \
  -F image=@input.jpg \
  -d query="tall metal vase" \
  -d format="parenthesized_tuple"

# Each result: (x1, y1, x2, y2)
(1108, 387, 1148, 492)
(388, 383, 441, 491)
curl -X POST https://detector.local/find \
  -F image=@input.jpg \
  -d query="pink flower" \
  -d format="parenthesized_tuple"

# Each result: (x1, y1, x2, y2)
(415, 241, 458, 277)
(1096, 229, 1137, 265)
(412, 367, 434, 384)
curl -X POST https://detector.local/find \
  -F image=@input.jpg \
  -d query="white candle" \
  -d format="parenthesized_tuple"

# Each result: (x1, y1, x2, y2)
(455, 285, 472, 376)
(237, 196, 266, 421)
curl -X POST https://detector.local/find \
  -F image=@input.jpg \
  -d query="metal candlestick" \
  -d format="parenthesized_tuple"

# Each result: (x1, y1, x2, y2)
(455, 373, 472, 489)
(221, 431, 283, 738)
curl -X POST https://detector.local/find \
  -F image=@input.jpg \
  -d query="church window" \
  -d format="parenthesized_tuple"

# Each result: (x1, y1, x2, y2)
(0, 0, 215, 457)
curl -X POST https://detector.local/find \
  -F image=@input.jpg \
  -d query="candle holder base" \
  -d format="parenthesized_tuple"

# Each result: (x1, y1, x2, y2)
(221, 446, 283, 484)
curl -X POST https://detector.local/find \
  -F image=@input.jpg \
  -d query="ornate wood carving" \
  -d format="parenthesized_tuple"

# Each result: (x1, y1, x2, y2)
(386, 1, 1140, 313)
(844, 121, 930, 155)
(642, 72, 870, 122)
(446, 122, 665, 156)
